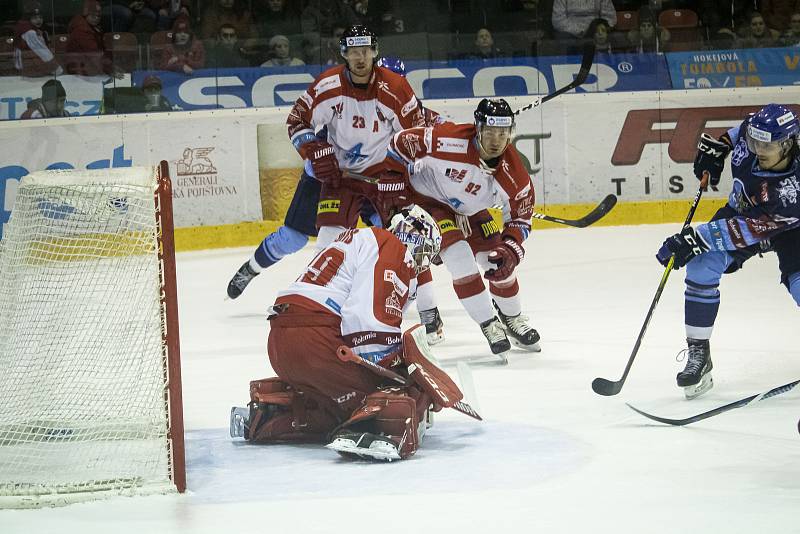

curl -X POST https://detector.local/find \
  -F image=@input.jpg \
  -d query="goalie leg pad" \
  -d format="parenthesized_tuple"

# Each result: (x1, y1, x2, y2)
(246, 378, 340, 443)
(403, 325, 464, 409)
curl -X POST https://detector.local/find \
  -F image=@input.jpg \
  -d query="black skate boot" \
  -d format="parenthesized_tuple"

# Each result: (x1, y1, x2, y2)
(419, 307, 444, 345)
(227, 261, 259, 299)
(479, 317, 511, 363)
(496, 306, 541, 352)
(677, 338, 714, 399)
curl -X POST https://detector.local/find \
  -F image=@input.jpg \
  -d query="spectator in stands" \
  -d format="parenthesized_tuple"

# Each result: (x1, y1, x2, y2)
(102, 1, 153, 33)
(252, 0, 302, 37)
(66, 0, 124, 77)
(627, 7, 671, 53)
(13, 1, 63, 77)
(141, 75, 175, 111)
(301, 0, 358, 36)
(463, 27, 504, 59)
(736, 12, 780, 47)
(159, 15, 205, 74)
(21, 79, 70, 119)
(585, 17, 617, 53)
(152, 0, 192, 31)
(780, 11, 800, 45)
(697, 0, 754, 37)
(551, 0, 617, 41)
(207, 24, 250, 68)
(760, 0, 800, 32)
(200, 0, 257, 41)
(260, 34, 304, 66)
(317, 25, 346, 66)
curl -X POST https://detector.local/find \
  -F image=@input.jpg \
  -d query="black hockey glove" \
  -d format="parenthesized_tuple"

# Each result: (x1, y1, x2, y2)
(693, 133, 731, 188)
(656, 227, 708, 269)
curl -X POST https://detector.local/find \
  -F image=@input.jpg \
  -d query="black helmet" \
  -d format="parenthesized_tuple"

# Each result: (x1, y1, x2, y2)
(474, 98, 515, 128)
(339, 25, 379, 57)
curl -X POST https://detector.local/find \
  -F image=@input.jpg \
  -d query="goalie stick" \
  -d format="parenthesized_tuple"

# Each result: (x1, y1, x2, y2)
(335, 345, 482, 421)
(513, 42, 595, 116)
(626, 379, 800, 426)
(591, 173, 709, 397)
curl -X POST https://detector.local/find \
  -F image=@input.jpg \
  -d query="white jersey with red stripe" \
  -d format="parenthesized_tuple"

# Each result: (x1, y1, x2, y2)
(276, 227, 417, 363)
(287, 64, 425, 175)
(389, 122, 535, 242)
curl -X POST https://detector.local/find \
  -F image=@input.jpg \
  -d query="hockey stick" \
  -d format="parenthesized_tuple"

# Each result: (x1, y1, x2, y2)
(513, 42, 595, 116)
(345, 171, 616, 229)
(531, 194, 617, 228)
(591, 173, 710, 397)
(335, 345, 482, 421)
(626, 379, 800, 426)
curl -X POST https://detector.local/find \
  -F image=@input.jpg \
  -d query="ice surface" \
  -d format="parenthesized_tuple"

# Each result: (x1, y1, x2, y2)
(3, 224, 799, 533)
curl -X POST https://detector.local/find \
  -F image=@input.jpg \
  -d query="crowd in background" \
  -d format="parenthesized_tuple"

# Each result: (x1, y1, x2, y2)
(1, 0, 798, 117)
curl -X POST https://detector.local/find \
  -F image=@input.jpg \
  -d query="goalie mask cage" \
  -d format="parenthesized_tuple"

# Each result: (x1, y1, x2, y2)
(0, 161, 185, 508)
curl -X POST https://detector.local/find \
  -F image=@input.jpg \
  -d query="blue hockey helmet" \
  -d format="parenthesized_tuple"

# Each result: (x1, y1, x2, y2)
(376, 56, 406, 77)
(745, 104, 799, 159)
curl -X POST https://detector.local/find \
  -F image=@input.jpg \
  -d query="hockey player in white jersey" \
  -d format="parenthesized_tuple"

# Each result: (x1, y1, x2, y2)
(229, 206, 474, 461)
(376, 98, 540, 358)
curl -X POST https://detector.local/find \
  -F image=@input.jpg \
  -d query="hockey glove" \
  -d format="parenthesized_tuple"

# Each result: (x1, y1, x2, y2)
(376, 170, 411, 220)
(484, 239, 524, 281)
(693, 133, 731, 188)
(306, 141, 341, 187)
(656, 227, 708, 269)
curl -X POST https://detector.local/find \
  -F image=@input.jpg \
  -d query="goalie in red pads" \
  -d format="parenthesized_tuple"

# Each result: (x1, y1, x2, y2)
(230, 206, 478, 461)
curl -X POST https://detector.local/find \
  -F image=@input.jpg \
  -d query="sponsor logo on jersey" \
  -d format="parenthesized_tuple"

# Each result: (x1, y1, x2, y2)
(445, 168, 467, 183)
(299, 91, 313, 108)
(760, 181, 770, 203)
(317, 199, 341, 214)
(446, 197, 464, 209)
(731, 139, 749, 166)
(436, 137, 468, 154)
(351, 331, 377, 346)
(438, 218, 458, 232)
(776, 177, 799, 207)
(514, 183, 531, 201)
(385, 291, 402, 317)
(344, 143, 369, 165)
(401, 97, 418, 118)
(325, 297, 342, 313)
(480, 219, 501, 238)
(384, 269, 408, 296)
(313, 74, 342, 97)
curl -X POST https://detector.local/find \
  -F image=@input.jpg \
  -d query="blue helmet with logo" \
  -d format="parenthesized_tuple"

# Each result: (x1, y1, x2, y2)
(747, 104, 799, 143)
(376, 56, 406, 77)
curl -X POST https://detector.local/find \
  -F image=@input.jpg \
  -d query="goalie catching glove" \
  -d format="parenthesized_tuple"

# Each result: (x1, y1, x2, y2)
(484, 238, 524, 281)
(305, 140, 341, 187)
(656, 226, 708, 269)
(694, 133, 731, 187)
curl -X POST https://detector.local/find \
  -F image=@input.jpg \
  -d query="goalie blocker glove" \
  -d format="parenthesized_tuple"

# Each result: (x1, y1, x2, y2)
(484, 238, 524, 281)
(694, 133, 732, 187)
(656, 226, 708, 269)
(306, 140, 341, 187)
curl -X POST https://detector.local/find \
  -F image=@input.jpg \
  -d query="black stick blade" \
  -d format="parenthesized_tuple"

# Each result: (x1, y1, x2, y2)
(591, 377, 623, 396)
(573, 194, 617, 227)
(625, 403, 690, 426)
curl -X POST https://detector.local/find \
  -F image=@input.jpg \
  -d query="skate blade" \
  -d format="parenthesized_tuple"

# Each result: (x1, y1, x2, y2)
(510, 338, 541, 352)
(684, 374, 714, 400)
(325, 439, 401, 462)
(494, 350, 510, 365)
(426, 331, 445, 346)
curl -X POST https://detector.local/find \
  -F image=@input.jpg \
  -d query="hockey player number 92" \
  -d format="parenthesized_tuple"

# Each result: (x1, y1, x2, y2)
(301, 248, 346, 286)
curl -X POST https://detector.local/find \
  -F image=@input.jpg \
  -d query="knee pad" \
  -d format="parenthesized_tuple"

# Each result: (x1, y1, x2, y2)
(247, 378, 339, 443)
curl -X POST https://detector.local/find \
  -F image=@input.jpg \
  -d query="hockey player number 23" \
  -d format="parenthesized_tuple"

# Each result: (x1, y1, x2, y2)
(301, 248, 346, 286)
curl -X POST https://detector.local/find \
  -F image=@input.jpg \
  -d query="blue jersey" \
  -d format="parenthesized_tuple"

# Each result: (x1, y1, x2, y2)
(696, 122, 800, 252)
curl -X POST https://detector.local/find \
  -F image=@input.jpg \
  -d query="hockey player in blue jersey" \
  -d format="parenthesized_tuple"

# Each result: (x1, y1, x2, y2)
(656, 103, 800, 399)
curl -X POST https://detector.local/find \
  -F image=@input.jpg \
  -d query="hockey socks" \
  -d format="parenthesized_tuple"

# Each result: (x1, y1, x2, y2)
(253, 225, 309, 271)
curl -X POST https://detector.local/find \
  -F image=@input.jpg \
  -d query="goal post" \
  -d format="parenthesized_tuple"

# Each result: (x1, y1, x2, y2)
(0, 161, 185, 508)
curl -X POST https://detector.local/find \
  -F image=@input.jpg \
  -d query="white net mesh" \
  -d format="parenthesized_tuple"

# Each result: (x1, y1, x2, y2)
(0, 167, 176, 507)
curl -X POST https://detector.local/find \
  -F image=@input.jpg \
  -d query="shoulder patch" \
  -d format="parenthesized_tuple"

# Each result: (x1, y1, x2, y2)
(436, 137, 469, 154)
(401, 96, 418, 118)
(313, 74, 341, 97)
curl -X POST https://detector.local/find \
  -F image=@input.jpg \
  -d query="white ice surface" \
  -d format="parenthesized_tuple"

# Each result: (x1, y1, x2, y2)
(4, 223, 800, 533)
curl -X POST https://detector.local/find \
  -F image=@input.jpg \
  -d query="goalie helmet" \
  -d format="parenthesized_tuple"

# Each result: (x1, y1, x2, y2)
(474, 98, 515, 159)
(339, 25, 379, 58)
(745, 103, 799, 164)
(376, 56, 406, 77)
(388, 205, 441, 275)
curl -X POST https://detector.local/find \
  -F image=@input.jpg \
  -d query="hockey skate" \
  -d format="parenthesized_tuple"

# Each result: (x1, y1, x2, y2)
(479, 317, 511, 363)
(226, 261, 258, 300)
(495, 306, 541, 352)
(229, 406, 250, 438)
(677, 339, 714, 400)
(419, 307, 444, 345)
(325, 431, 402, 462)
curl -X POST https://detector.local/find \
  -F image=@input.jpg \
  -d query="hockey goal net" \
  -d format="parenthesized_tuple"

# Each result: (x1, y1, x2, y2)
(0, 161, 185, 508)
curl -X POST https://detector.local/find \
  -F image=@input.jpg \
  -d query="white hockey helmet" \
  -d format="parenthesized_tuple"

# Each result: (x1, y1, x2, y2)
(388, 205, 442, 274)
